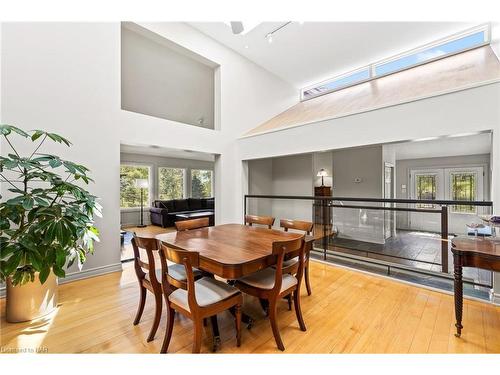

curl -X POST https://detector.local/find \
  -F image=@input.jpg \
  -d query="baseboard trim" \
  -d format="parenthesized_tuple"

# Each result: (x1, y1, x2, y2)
(491, 291, 500, 306)
(0, 263, 123, 299)
(60, 263, 123, 285)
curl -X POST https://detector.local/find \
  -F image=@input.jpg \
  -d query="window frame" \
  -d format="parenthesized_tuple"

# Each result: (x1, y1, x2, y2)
(300, 23, 490, 102)
(120, 163, 152, 211)
(301, 66, 372, 101)
(157, 166, 187, 201)
(190, 168, 214, 199)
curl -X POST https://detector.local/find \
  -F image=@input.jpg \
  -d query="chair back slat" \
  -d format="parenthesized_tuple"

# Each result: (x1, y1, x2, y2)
(131, 235, 161, 288)
(272, 237, 304, 256)
(280, 219, 313, 235)
(175, 217, 210, 231)
(137, 259, 150, 270)
(245, 215, 275, 229)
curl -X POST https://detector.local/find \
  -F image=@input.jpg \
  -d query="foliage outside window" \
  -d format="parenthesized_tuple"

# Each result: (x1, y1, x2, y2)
(451, 173, 476, 214)
(416, 175, 436, 208)
(159, 167, 185, 200)
(191, 169, 213, 198)
(120, 165, 149, 208)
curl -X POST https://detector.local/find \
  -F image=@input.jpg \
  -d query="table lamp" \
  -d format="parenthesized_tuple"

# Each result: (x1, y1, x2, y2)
(317, 169, 328, 186)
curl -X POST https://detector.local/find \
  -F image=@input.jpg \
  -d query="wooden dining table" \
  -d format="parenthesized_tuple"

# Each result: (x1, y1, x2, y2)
(156, 223, 314, 279)
(156, 223, 314, 350)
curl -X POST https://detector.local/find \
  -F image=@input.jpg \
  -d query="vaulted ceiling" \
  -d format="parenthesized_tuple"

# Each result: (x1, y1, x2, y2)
(189, 22, 477, 89)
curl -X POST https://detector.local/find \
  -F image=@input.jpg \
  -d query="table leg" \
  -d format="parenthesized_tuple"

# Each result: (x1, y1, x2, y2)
(453, 255, 463, 337)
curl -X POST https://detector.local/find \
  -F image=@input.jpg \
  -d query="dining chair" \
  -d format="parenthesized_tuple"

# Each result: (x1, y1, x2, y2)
(245, 214, 275, 229)
(175, 217, 210, 231)
(280, 219, 314, 296)
(159, 242, 243, 353)
(131, 235, 202, 342)
(235, 236, 307, 351)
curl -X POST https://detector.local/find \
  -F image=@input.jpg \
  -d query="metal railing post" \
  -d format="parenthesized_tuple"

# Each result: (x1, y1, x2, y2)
(441, 205, 449, 273)
(322, 198, 328, 260)
(244, 195, 247, 223)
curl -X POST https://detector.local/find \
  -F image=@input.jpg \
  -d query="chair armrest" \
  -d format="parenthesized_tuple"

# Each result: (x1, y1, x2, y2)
(150, 207, 166, 214)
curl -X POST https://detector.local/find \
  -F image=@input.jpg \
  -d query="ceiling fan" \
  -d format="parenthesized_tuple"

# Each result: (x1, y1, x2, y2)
(228, 21, 261, 35)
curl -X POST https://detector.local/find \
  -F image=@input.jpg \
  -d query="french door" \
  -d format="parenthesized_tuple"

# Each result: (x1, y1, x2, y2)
(410, 169, 444, 232)
(409, 167, 484, 233)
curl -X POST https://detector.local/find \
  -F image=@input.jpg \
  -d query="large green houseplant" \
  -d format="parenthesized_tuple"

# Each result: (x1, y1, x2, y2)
(0, 124, 101, 320)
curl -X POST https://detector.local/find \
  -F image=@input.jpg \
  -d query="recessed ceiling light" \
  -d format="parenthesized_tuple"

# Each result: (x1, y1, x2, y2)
(244, 45, 249, 49)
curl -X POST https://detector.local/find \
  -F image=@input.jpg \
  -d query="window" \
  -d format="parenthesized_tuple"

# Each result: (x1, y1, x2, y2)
(120, 165, 150, 208)
(416, 175, 437, 208)
(374, 31, 486, 77)
(300, 24, 489, 101)
(191, 169, 213, 198)
(451, 172, 477, 214)
(158, 167, 185, 200)
(302, 68, 370, 100)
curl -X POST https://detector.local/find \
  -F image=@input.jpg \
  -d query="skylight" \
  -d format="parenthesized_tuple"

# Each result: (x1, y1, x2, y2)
(302, 68, 370, 100)
(301, 24, 490, 101)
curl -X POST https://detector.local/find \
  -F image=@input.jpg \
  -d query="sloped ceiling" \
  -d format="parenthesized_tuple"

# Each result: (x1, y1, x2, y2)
(242, 46, 500, 138)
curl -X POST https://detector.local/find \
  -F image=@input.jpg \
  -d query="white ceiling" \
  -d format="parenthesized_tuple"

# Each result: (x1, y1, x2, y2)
(189, 22, 478, 89)
(120, 143, 216, 162)
(390, 132, 492, 161)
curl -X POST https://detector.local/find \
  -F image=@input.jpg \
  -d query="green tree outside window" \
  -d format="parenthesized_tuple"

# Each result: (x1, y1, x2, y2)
(191, 169, 213, 198)
(159, 167, 184, 200)
(120, 165, 149, 208)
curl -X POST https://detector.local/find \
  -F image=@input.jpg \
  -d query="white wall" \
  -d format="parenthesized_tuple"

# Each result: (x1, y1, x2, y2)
(271, 154, 313, 225)
(247, 158, 273, 217)
(247, 154, 313, 225)
(330, 146, 385, 243)
(120, 152, 215, 226)
(0, 22, 297, 289)
(121, 24, 216, 129)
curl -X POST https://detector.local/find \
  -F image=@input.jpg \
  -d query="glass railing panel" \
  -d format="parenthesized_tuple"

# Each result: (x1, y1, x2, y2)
(244, 195, 494, 299)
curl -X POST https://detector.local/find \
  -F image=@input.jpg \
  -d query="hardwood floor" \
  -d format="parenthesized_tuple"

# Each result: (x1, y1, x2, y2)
(1, 260, 499, 353)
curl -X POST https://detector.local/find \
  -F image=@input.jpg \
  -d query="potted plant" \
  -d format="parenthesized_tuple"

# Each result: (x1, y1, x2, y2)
(0, 124, 101, 322)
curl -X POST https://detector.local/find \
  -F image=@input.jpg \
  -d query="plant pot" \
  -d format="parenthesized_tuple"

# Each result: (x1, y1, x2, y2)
(6, 271, 58, 323)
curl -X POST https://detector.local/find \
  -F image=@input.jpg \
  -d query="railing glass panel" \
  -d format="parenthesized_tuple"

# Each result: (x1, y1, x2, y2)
(245, 195, 494, 300)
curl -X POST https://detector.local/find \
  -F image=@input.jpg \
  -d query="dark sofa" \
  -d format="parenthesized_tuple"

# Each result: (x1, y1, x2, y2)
(150, 197, 214, 228)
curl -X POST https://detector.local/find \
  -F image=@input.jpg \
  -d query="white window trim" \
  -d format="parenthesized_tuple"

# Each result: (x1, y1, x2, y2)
(120, 163, 152, 210)
(300, 23, 490, 102)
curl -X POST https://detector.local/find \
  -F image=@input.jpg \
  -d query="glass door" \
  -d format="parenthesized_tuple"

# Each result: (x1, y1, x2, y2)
(409, 169, 444, 232)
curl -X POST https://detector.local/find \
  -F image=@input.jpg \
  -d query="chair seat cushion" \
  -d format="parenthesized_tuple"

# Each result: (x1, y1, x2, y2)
(238, 267, 297, 292)
(145, 264, 201, 282)
(168, 277, 239, 311)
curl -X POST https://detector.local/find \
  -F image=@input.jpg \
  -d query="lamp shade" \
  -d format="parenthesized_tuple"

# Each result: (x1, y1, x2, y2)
(135, 178, 149, 189)
(317, 168, 328, 177)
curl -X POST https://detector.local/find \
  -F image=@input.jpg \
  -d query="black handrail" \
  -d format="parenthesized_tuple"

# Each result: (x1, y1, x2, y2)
(245, 194, 493, 206)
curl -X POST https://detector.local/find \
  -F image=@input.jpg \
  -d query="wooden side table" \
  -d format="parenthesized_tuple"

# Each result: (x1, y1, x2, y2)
(451, 237, 500, 337)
